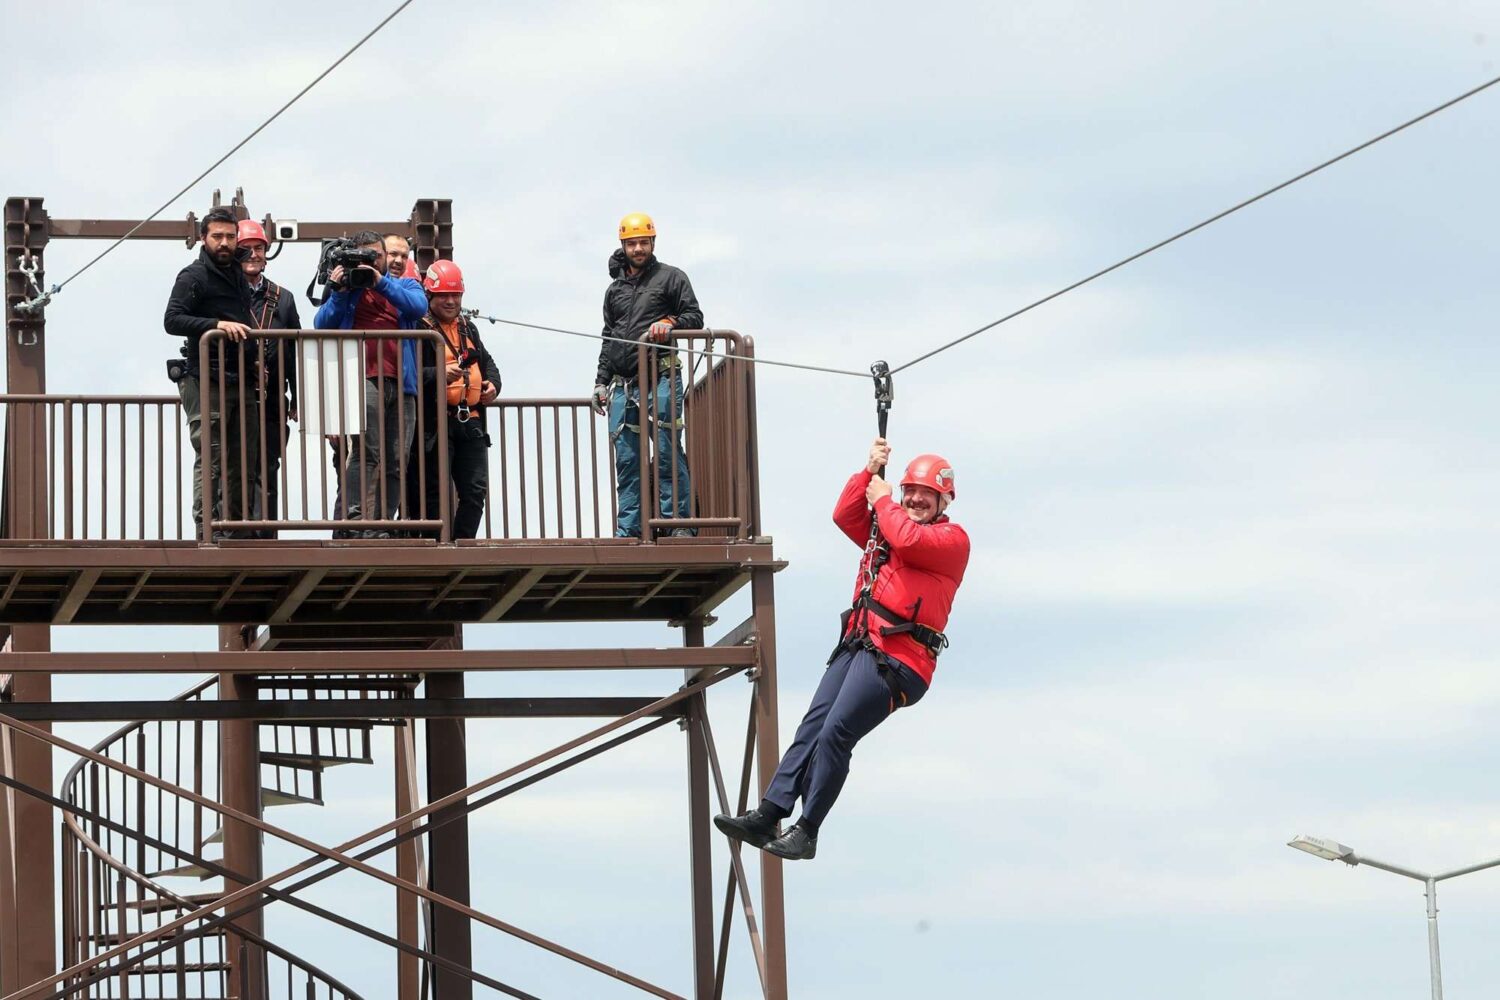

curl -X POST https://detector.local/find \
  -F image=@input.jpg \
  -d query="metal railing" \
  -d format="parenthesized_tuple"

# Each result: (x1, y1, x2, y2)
(198, 330, 451, 542)
(58, 678, 372, 999)
(0, 329, 760, 543)
(0, 394, 185, 541)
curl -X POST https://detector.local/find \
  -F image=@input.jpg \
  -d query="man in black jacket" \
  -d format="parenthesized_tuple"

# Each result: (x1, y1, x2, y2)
(405, 260, 500, 540)
(163, 207, 258, 540)
(238, 219, 301, 535)
(589, 213, 703, 538)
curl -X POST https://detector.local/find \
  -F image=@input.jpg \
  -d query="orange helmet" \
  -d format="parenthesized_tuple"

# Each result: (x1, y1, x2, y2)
(618, 213, 656, 240)
(236, 220, 268, 246)
(423, 259, 464, 294)
(901, 454, 955, 499)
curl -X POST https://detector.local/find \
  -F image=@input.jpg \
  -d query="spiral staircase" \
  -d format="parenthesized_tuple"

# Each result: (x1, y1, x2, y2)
(57, 666, 423, 998)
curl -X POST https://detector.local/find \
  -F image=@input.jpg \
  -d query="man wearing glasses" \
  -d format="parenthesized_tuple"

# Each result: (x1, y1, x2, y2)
(237, 219, 301, 535)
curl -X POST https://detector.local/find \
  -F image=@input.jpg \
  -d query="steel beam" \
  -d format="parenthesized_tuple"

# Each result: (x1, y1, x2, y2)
(478, 566, 546, 622)
(0, 541, 778, 570)
(50, 568, 100, 624)
(0, 646, 756, 674)
(0, 695, 684, 723)
(219, 625, 264, 998)
(714, 614, 758, 650)
(0, 725, 16, 991)
(683, 620, 716, 999)
(267, 567, 327, 624)
(751, 569, 788, 1000)
(3, 196, 53, 988)
(46, 218, 409, 243)
(395, 721, 421, 1000)
(425, 637, 473, 1000)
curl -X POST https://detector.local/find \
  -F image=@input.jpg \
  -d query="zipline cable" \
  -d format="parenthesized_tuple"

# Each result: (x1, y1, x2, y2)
(464, 311, 869, 379)
(17, 0, 418, 313)
(891, 70, 1500, 375)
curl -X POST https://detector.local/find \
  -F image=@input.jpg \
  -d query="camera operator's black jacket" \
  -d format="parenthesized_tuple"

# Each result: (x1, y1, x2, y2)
(163, 247, 257, 379)
(249, 278, 301, 411)
(594, 250, 704, 387)
(414, 314, 502, 451)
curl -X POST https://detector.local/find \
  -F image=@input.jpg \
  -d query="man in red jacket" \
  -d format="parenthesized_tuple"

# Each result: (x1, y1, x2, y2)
(716, 437, 970, 860)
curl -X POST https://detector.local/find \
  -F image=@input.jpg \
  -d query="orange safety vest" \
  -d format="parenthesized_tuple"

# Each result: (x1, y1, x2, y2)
(437, 319, 482, 409)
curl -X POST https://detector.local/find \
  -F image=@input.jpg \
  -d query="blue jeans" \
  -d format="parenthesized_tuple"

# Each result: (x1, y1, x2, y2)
(608, 372, 693, 538)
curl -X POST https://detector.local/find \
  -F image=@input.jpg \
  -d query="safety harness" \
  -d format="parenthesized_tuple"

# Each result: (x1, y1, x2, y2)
(434, 317, 483, 424)
(831, 361, 950, 711)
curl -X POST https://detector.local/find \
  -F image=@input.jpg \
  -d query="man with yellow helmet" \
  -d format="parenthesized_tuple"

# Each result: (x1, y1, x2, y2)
(591, 212, 705, 538)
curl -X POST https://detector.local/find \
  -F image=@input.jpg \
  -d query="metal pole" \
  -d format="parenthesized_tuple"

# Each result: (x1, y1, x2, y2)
(4, 196, 55, 985)
(1425, 878, 1443, 1000)
(425, 627, 473, 1000)
(750, 568, 788, 1000)
(682, 619, 715, 999)
(219, 624, 264, 999)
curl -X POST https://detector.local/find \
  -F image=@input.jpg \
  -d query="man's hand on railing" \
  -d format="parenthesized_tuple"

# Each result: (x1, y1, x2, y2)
(591, 384, 610, 416)
(216, 319, 252, 343)
(645, 320, 674, 343)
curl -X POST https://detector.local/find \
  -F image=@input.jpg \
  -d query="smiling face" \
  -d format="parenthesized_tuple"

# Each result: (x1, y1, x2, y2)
(239, 239, 267, 280)
(901, 484, 949, 524)
(429, 292, 462, 322)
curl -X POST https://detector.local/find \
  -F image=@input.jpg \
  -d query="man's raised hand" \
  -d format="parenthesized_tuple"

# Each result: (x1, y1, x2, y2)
(866, 437, 891, 475)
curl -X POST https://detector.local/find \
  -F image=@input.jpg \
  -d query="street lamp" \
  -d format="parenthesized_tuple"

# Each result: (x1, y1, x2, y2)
(1286, 833, 1500, 1000)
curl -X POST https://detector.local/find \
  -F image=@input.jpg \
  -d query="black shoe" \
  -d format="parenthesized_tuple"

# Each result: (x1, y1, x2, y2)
(764, 824, 817, 861)
(359, 529, 393, 540)
(713, 808, 780, 849)
(669, 527, 696, 538)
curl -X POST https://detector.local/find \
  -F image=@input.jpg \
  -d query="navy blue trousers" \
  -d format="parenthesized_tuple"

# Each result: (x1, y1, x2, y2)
(764, 644, 927, 829)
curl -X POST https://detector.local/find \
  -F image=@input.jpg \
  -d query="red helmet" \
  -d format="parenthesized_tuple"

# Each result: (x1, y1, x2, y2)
(901, 454, 955, 499)
(236, 220, 268, 246)
(423, 259, 464, 294)
(402, 258, 420, 280)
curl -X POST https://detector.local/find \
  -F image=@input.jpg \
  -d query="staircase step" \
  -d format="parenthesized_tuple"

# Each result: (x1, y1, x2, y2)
(145, 860, 221, 881)
(123, 892, 224, 914)
(262, 787, 322, 808)
(123, 961, 231, 974)
(90, 926, 221, 946)
(260, 750, 370, 768)
(256, 676, 419, 693)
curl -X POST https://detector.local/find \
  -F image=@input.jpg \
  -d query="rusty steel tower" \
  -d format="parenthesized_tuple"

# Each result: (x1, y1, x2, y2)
(0, 192, 788, 998)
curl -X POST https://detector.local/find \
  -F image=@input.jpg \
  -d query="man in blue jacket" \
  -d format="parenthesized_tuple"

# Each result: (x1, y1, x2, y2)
(313, 230, 425, 538)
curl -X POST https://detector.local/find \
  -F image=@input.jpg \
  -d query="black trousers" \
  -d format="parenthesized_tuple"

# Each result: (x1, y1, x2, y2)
(406, 421, 490, 540)
(763, 644, 927, 829)
(259, 395, 290, 530)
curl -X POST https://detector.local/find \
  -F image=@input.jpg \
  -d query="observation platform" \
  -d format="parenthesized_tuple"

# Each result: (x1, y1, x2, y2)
(0, 537, 780, 626)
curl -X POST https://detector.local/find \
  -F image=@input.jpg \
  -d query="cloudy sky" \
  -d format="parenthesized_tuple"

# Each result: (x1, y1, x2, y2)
(5, 0, 1500, 996)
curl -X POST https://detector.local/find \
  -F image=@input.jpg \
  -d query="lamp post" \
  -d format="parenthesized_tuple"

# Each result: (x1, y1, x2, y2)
(1287, 834, 1500, 1000)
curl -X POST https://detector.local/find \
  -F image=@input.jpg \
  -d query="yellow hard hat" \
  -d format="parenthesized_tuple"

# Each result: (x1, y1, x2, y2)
(618, 213, 656, 240)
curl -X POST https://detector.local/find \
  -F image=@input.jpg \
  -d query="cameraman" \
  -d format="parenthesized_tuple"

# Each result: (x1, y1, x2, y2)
(405, 261, 499, 540)
(313, 230, 425, 538)
(238, 220, 300, 536)
(163, 207, 259, 540)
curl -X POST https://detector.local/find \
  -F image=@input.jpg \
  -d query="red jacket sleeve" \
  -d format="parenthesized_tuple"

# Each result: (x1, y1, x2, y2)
(832, 469, 875, 547)
(873, 496, 971, 577)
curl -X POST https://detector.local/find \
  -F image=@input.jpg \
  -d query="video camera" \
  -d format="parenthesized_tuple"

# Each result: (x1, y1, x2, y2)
(307, 237, 381, 305)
